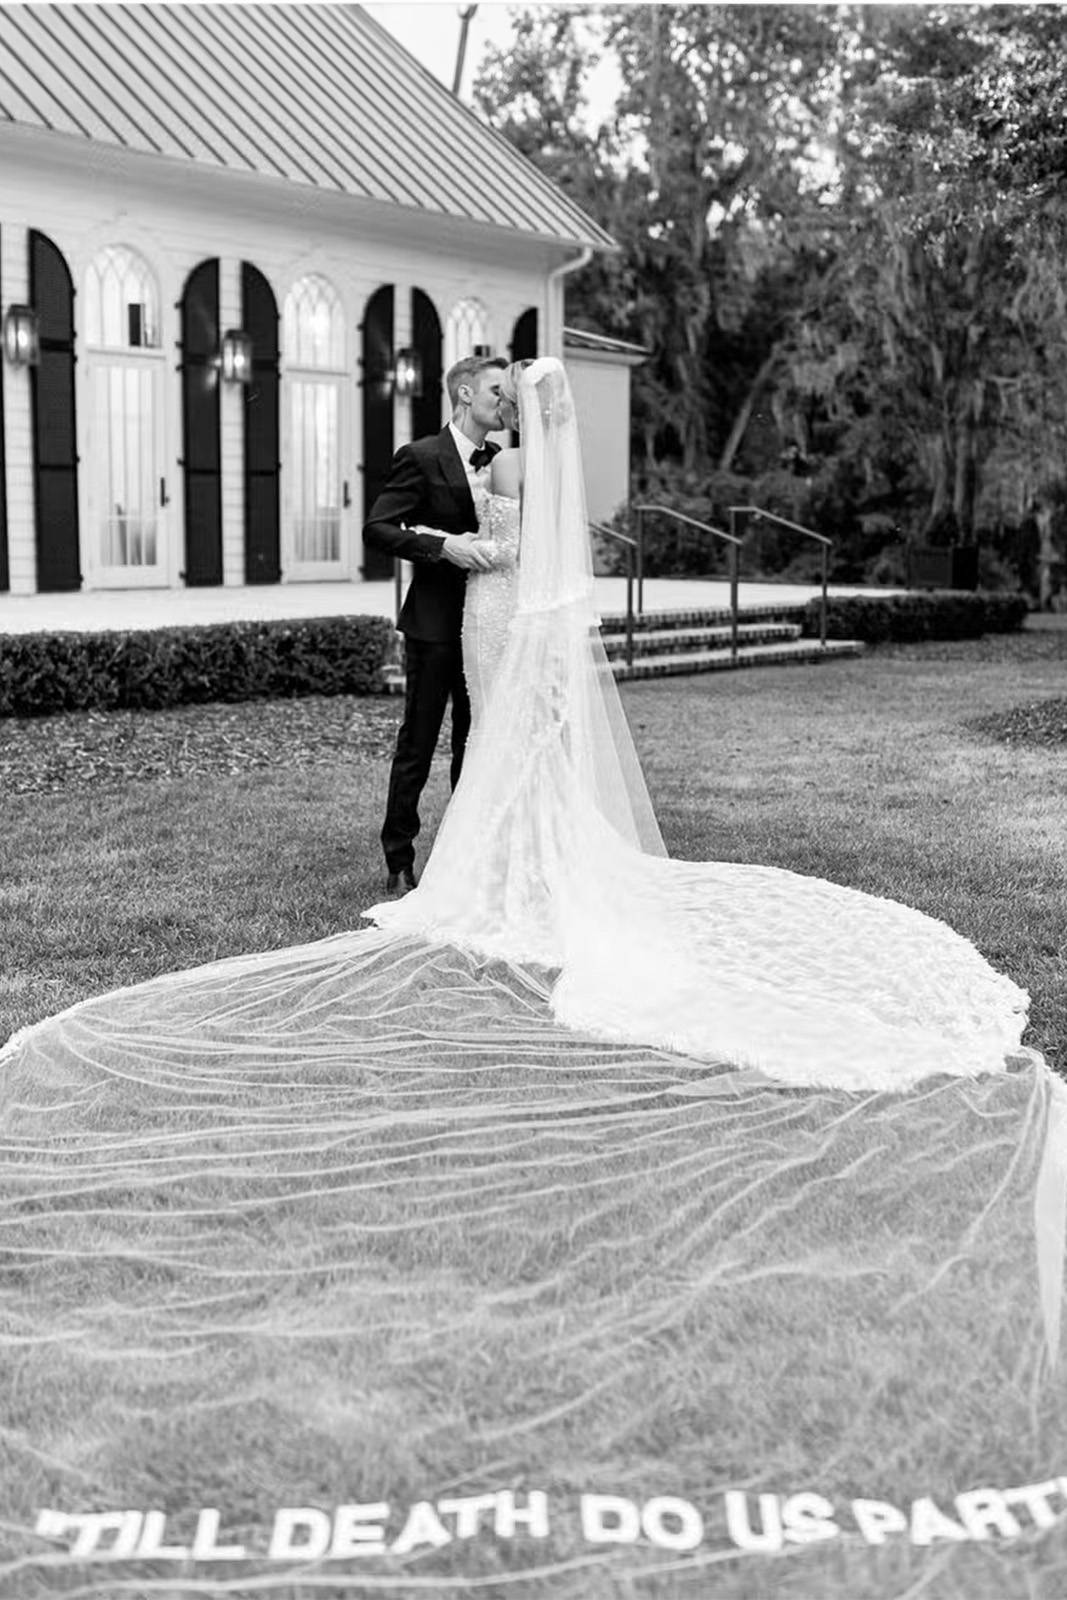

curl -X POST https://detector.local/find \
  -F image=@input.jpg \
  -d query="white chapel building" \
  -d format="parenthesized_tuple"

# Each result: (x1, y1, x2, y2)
(0, 3, 634, 603)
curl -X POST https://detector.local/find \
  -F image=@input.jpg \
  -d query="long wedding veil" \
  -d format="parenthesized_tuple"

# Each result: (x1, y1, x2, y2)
(514, 356, 665, 855)
(2, 356, 1066, 1597)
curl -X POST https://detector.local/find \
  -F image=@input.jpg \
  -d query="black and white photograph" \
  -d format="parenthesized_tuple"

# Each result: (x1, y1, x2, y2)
(1, 2, 1066, 1597)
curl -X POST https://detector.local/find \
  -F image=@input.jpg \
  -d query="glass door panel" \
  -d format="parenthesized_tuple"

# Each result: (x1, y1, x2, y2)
(289, 376, 344, 576)
(88, 357, 166, 586)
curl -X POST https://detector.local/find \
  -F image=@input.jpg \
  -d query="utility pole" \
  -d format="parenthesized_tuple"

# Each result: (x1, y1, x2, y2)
(452, 4, 477, 96)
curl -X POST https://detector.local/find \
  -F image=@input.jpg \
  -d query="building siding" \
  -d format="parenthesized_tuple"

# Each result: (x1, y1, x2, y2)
(0, 148, 556, 594)
(567, 351, 640, 527)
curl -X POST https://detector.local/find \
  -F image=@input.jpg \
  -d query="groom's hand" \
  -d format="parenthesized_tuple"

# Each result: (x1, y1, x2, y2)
(440, 532, 493, 571)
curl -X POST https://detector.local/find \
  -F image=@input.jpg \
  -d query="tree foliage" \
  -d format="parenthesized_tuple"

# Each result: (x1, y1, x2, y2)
(803, 6, 1067, 548)
(474, 3, 1067, 593)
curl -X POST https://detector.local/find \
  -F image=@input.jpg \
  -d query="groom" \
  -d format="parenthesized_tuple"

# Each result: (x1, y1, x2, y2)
(363, 354, 507, 893)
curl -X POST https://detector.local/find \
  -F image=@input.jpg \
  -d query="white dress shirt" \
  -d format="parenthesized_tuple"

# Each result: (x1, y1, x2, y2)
(448, 421, 490, 496)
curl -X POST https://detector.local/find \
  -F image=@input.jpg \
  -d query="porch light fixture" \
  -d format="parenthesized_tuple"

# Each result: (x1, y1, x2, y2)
(393, 347, 423, 399)
(221, 329, 253, 384)
(3, 303, 40, 367)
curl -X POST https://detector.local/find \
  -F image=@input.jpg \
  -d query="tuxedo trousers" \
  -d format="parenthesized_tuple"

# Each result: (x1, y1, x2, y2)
(381, 635, 471, 872)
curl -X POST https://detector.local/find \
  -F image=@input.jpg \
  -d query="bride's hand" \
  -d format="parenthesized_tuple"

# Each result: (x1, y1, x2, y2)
(441, 532, 493, 571)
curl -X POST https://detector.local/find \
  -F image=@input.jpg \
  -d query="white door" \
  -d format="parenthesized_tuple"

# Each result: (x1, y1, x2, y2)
(289, 373, 345, 576)
(283, 274, 351, 580)
(83, 245, 171, 588)
(85, 353, 168, 587)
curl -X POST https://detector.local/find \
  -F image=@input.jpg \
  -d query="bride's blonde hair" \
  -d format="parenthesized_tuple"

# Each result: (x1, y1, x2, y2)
(502, 357, 577, 431)
(500, 358, 534, 410)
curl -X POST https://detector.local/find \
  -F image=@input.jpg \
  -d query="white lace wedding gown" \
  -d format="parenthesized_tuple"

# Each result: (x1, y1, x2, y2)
(2, 360, 1065, 1596)
(371, 487, 1029, 1094)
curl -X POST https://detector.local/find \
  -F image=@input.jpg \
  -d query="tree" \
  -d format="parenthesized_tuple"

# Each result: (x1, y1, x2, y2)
(476, 5, 849, 472)
(790, 5, 1067, 544)
(474, 4, 1067, 584)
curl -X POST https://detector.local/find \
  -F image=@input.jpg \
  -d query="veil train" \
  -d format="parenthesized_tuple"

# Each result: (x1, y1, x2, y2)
(2, 356, 1065, 1596)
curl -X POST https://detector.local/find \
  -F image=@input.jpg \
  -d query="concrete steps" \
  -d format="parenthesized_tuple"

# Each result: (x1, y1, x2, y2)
(609, 637, 864, 681)
(601, 620, 802, 659)
(601, 605, 863, 679)
(598, 606, 863, 679)
(382, 605, 864, 692)
(599, 602, 810, 631)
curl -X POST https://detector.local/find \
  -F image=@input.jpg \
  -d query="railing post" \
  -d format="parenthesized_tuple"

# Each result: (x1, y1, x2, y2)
(626, 548, 634, 668)
(636, 505, 645, 616)
(729, 542, 739, 663)
(820, 543, 828, 647)
(729, 507, 740, 664)
(394, 557, 403, 625)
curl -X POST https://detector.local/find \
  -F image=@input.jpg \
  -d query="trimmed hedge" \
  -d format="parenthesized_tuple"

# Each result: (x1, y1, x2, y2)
(800, 589, 1029, 645)
(0, 614, 398, 718)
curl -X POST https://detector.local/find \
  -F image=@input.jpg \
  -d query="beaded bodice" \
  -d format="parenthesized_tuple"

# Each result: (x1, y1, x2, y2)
(462, 494, 521, 726)
(472, 490, 520, 567)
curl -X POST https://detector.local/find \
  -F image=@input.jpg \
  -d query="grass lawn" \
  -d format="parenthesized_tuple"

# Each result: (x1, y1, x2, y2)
(3, 630, 1065, 1063)
(2, 628, 1066, 1600)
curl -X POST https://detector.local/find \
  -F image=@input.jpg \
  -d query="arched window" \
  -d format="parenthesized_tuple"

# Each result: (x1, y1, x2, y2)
(283, 274, 347, 573)
(85, 245, 161, 350)
(445, 296, 491, 373)
(83, 245, 167, 584)
(283, 273, 345, 370)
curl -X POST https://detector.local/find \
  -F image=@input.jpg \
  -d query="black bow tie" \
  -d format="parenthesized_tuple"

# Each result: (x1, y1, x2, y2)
(469, 443, 500, 471)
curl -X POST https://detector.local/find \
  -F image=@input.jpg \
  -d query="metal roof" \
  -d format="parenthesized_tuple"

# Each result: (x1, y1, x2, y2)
(0, 3, 615, 250)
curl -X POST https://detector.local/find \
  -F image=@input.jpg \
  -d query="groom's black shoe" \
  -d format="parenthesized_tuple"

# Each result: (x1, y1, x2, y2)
(386, 867, 418, 896)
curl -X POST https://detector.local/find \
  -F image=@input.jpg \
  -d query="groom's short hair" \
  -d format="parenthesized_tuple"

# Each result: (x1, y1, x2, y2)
(446, 354, 506, 407)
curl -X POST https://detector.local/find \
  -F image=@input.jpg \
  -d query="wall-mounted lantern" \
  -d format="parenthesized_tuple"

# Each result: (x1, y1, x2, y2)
(221, 328, 253, 384)
(3, 304, 40, 367)
(393, 347, 423, 399)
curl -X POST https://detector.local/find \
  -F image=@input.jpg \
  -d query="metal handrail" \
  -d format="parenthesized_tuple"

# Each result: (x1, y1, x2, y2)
(591, 520, 637, 668)
(632, 502, 743, 662)
(728, 506, 832, 647)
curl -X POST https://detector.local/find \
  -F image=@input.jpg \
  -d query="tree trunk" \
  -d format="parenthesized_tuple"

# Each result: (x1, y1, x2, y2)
(718, 347, 779, 472)
(920, 433, 952, 535)
(1036, 501, 1057, 609)
(953, 415, 979, 544)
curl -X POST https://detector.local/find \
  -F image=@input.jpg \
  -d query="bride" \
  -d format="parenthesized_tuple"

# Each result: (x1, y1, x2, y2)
(2, 356, 1065, 1592)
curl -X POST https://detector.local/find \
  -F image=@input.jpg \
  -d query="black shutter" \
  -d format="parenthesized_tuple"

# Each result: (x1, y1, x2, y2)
(360, 284, 394, 580)
(29, 230, 80, 591)
(180, 259, 222, 586)
(241, 263, 280, 584)
(0, 227, 7, 593)
(510, 307, 538, 361)
(410, 287, 442, 442)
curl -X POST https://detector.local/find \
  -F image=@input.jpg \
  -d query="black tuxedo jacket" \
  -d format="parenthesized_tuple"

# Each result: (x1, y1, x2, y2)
(362, 428, 479, 642)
